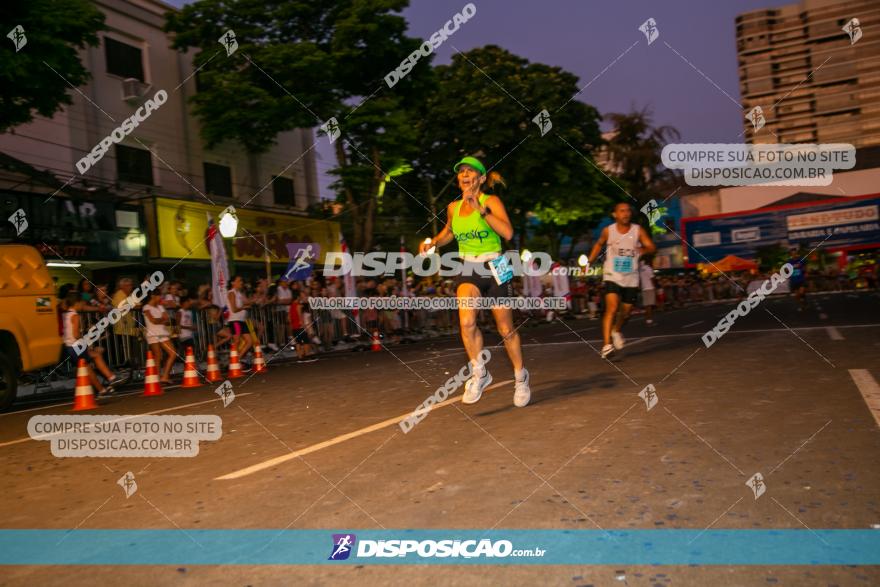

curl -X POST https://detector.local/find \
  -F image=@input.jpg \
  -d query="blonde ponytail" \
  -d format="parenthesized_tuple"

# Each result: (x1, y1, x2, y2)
(485, 171, 506, 190)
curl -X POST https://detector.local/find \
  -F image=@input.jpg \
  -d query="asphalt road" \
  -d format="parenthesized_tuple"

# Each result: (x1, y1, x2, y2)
(1, 290, 879, 586)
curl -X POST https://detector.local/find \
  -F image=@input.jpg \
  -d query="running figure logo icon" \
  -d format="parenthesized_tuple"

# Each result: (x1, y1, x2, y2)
(746, 106, 765, 132)
(321, 118, 341, 144)
(532, 109, 552, 136)
(117, 472, 138, 498)
(219, 29, 238, 56)
(639, 18, 659, 45)
(638, 384, 658, 411)
(8, 208, 27, 235)
(842, 18, 862, 45)
(215, 380, 235, 407)
(746, 472, 766, 500)
(328, 533, 356, 560)
(7, 25, 26, 52)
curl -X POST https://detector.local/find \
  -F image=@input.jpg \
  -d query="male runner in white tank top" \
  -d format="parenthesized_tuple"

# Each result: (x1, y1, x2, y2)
(587, 202, 656, 358)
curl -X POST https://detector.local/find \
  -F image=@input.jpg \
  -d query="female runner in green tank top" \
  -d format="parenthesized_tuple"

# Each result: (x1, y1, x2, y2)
(419, 157, 531, 407)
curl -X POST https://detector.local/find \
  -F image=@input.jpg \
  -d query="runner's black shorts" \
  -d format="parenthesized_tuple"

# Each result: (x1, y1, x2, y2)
(228, 321, 248, 336)
(453, 258, 514, 299)
(604, 280, 639, 305)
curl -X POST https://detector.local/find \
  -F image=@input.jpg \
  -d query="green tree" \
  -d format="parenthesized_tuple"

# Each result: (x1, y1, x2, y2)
(603, 105, 680, 205)
(399, 45, 610, 256)
(165, 0, 431, 251)
(0, 0, 105, 132)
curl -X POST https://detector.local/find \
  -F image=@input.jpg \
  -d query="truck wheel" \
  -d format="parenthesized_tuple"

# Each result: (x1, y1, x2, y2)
(0, 353, 17, 411)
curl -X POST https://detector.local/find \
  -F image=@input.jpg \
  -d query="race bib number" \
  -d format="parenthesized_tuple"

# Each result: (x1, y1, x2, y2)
(613, 256, 634, 273)
(489, 255, 514, 285)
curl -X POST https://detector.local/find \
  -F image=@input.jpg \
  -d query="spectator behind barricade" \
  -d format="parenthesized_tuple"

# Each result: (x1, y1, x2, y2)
(111, 277, 141, 368)
(195, 284, 213, 309)
(143, 289, 176, 383)
(163, 281, 182, 309)
(177, 293, 197, 356)
(275, 278, 293, 306)
(62, 292, 127, 395)
(93, 284, 112, 313)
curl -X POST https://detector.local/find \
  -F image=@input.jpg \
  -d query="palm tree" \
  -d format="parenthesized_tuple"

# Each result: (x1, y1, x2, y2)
(603, 106, 681, 205)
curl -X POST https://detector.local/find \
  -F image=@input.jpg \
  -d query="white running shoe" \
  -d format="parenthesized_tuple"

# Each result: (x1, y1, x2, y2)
(611, 330, 625, 350)
(513, 369, 531, 407)
(463, 365, 492, 404)
(601, 344, 614, 359)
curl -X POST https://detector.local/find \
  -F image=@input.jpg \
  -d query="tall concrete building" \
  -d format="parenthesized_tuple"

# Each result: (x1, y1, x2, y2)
(736, 0, 880, 146)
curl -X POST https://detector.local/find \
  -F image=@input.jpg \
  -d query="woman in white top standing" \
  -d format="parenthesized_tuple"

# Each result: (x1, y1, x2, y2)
(143, 289, 176, 383)
(587, 202, 656, 358)
(227, 275, 254, 366)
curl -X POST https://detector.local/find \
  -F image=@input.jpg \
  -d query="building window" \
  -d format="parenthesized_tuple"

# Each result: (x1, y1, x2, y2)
(204, 162, 233, 198)
(272, 176, 296, 206)
(115, 145, 153, 185)
(105, 37, 144, 82)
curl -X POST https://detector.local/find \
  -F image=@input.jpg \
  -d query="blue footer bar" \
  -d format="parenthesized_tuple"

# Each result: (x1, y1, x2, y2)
(1, 530, 878, 565)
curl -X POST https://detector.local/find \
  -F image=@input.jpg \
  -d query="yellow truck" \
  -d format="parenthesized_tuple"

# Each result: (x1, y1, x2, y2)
(0, 244, 62, 410)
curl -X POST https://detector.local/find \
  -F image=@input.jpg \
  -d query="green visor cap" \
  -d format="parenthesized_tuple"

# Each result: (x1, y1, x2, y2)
(453, 156, 486, 176)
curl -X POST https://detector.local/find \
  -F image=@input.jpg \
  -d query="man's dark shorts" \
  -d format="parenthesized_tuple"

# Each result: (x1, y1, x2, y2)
(604, 280, 639, 305)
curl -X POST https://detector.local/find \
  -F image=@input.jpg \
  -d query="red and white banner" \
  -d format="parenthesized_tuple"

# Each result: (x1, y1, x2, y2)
(207, 214, 229, 320)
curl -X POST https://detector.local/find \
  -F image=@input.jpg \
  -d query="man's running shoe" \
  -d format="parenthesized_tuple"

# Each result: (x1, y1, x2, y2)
(513, 368, 531, 408)
(463, 365, 492, 404)
(601, 344, 614, 359)
(611, 330, 625, 350)
(267, 343, 279, 352)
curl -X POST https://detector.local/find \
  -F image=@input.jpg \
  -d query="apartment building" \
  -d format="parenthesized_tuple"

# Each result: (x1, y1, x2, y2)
(736, 0, 880, 146)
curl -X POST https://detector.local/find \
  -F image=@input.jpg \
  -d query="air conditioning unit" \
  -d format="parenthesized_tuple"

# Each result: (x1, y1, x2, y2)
(121, 78, 151, 103)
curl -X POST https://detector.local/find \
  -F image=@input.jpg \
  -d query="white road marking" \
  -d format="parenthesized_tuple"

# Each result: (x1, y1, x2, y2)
(215, 380, 515, 480)
(682, 320, 704, 328)
(849, 369, 880, 428)
(826, 326, 844, 340)
(0, 393, 253, 449)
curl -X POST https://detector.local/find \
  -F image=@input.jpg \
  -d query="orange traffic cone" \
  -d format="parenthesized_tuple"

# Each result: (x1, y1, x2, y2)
(371, 330, 381, 352)
(72, 358, 97, 411)
(181, 346, 202, 388)
(253, 344, 267, 373)
(205, 345, 222, 382)
(143, 350, 163, 396)
(228, 347, 244, 379)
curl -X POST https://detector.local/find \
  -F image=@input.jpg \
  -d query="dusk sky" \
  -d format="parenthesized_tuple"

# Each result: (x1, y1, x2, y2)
(168, 0, 797, 198)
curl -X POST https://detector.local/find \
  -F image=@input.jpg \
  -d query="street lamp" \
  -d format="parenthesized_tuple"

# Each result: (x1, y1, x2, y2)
(219, 205, 238, 238)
